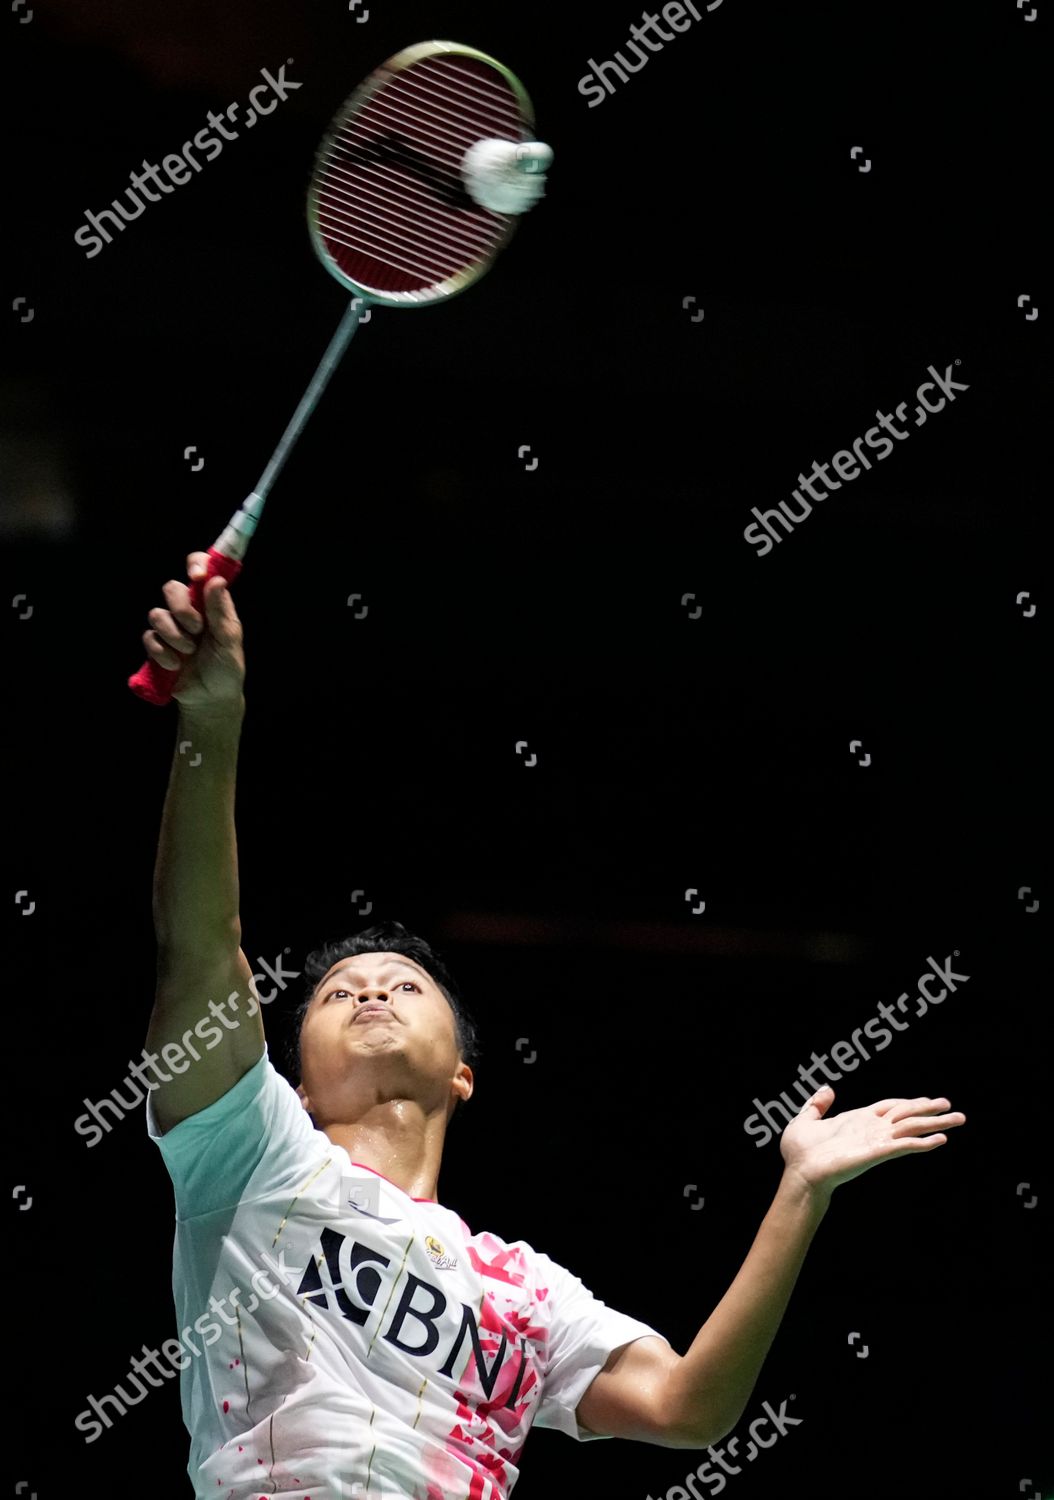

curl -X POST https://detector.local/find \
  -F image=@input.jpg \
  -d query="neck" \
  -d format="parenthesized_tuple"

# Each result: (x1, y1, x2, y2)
(322, 1098, 447, 1202)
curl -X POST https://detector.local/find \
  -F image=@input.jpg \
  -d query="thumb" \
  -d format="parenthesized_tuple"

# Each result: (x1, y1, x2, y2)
(202, 574, 236, 631)
(798, 1084, 834, 1116)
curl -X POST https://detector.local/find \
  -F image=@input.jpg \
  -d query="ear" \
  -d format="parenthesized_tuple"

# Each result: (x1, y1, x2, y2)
(452, 1062, 473, 1106)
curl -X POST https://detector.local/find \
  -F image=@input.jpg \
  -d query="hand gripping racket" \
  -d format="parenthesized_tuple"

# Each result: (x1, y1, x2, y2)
(128, 40, 553, 704)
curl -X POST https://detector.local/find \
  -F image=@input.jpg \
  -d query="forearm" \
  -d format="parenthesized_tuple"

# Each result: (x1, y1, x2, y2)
(152, 699, 246, 952)
(664, 1169, 831, 1444)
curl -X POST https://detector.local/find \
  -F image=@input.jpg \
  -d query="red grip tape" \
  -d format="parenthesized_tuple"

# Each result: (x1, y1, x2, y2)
(127, 547, 244, 706)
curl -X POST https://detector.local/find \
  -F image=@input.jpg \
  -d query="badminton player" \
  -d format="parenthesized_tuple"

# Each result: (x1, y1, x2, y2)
(143, 553, 966, 1498)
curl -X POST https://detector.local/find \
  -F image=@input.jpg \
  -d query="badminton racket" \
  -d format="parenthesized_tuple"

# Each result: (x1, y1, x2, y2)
(129, 39, 552, 704)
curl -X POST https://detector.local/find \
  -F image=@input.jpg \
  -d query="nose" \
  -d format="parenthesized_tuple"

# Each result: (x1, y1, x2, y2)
(356, 988, 389, 1005)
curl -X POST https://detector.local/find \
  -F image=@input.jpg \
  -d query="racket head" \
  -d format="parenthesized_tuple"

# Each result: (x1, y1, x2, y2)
(307, 41, 536, 308)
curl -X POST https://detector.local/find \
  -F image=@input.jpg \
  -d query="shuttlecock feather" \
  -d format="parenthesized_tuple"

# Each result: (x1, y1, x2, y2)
(461, 138, 554, 215)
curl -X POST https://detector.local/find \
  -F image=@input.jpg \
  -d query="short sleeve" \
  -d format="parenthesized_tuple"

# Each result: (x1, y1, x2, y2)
(531, 1250, 670, 1442)
(146, 1043, 322, 1220)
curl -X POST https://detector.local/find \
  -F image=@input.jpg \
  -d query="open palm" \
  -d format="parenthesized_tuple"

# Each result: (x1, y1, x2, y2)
(780, 1085, 966, 1193)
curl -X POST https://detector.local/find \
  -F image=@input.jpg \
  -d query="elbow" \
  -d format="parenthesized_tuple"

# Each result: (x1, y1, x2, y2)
(662, 1409, 741, 1451)
(665, 1426, 733, 1451)
(658, 1355, 742, 1450)
(704, 1414, 740, 1448)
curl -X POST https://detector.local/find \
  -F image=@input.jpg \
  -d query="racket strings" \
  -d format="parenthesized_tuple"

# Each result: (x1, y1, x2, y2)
(318, 169, 495, 261)
(370, 67, 523, 157)
(408, 56, 525, 115)
(314, 214, 469, 284)
(325, 128, 474, 211)
(315, 157, 493, 280)
(312, 53, 527, 297)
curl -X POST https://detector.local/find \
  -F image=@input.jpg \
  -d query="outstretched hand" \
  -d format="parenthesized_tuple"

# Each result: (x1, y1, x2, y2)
(780, 1086, 966, 1195)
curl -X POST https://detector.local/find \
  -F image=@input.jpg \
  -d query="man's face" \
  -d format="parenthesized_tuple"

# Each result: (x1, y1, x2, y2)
(297, 950, 472, 1124)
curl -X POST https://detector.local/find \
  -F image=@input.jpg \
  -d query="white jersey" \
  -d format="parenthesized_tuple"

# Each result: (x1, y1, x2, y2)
(147, 1047, 667, 1499)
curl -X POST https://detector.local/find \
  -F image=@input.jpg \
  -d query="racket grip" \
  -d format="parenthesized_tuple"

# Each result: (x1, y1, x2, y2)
(127, 547, 244, 706)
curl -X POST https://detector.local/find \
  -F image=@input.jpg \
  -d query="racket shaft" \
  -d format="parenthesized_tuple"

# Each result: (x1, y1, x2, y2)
(127, 548, 243, 706)
(250, 296, 366, 500)
(128, 299, 363, 707)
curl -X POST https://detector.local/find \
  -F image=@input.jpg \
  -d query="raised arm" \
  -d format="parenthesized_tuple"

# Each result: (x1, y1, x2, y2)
(143, 551, 264, 1134)
(576, 1086, 965, 1448)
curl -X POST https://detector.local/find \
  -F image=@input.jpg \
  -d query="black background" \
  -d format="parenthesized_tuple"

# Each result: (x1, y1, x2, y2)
(3, 1, 1048, 1496)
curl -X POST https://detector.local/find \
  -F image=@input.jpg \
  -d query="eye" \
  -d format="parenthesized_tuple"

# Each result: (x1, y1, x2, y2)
(325, 982, 419, 1001)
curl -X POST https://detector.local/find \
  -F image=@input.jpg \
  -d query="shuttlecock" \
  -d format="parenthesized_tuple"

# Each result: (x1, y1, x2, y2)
(461, 138, 554, 215)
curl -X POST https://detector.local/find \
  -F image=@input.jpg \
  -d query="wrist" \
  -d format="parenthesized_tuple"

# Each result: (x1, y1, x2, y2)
(178, 694, 245, 723)
(177, 696, 246, 734)
(778, 1164, 833, 1216)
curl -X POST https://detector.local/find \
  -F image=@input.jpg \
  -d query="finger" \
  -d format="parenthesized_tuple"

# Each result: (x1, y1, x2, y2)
(162, 578, 204, 637)
(147, 606, 198, 655)
(187, 551, 211, 580)
(874, 1136, 949, 1164)
(202, 575, 241, 644)
(142, 626, 183, 672)
(887, 1096, 943, 1123)
(871, 1099, 909, 1116)
(891, 1111, 965, 1138)
(794, 1086, 835, 1120)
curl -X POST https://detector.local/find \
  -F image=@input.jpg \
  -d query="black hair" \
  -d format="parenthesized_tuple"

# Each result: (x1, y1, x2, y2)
(286, 920, 481, 1122)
